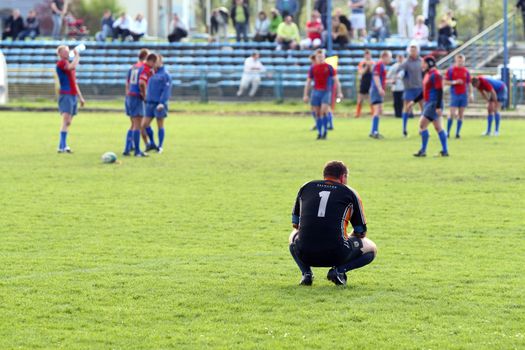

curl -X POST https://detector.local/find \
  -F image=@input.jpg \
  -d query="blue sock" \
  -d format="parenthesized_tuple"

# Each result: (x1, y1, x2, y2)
(59, 131, 67, 150)
(420, 129, 429, 153)
(145, 126, 156, 147)
(133, 130, 141, 155)
(495, 113, 500, 132)
(456, 119, 463, 137)
(327, 111, 333, 129)
(322, 116, 328, 134)
(447, 118, 453, 136)
(371, 116, 380, 134)
(402, 112, 408, 133)
(158, 128, 165, 148)
(311, 111, 317, 122)
(124, 129, 132, 153)
(289, 244, 312, 275)
(438, 130, 448, 153)
(486, 114, 493, 134)
(337, 252, 375, 273)
(315, 117, 323, 136)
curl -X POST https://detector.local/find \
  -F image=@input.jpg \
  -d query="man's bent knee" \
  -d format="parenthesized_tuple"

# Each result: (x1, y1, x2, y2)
(361, 237, 377, 256)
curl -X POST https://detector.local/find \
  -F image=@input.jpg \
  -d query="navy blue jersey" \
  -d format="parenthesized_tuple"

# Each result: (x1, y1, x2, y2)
(145, 66, 172, 104)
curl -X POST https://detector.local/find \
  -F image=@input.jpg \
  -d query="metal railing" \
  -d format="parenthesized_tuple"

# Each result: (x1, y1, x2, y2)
(437, 11, 517, 69)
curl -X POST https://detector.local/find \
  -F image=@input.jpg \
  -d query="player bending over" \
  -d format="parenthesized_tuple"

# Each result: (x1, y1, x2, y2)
(303, 50, 342, 140)
(139, 54, 158, 151)
(444, 54, 472, 139)
(56, 45, 85, 153)
(397, 43, 423, 137)
(471, 76, 507, 136)
(413, 56, 449, 157)
(369, 50, 392, 139)
(289, 160, 377, 286)
(123, 48, 149, 156)
(144, 55, 172, 154)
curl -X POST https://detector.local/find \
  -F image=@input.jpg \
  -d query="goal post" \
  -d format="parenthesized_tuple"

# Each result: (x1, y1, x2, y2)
(0, 49, 7, 105)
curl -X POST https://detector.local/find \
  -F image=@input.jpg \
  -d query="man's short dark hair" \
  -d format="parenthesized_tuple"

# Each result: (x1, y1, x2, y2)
(138, 48, 149, 61)
(323, 161, 348, 178)
(146, 53, 158, 63)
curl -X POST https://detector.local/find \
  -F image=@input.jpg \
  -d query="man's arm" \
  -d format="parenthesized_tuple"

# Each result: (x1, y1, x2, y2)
(158, 75, 172, 108)
(303, 77, 312, 102)
(51, 2, 59, 14)
(334, 75, 343, 99)
(373, 74, 384, 96)
(139, 79, 147, 100)
(349, 191, 368, 238)
(291, 192, 301, 229)
(76, 83, 85, 106)
(63, 51, 80, 71)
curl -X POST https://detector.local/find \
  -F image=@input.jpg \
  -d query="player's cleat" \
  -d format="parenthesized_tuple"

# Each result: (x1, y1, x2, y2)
(57, 148, 64, 153)
(403, 131, 408, 138)
(316, 134, 322, 140)
(455, 134, 461, 139)
(145, 143, 157, 152)
(299, 273, 313, 286)
(436, 151, 449, 157)
(134, 152, 149, 157)
(413, 150, 426, 157)
(481, 132, 490, 136)
(157, 147, 163, 154)
(493, 131, 499, 136)
(327, 268, 347, 286)
(64, 147, 73, 153)
(321, 132, 327, 139)
(369, 133, 384, 139)
(122, 151, 131, 156)
(310, 125, 317, 131)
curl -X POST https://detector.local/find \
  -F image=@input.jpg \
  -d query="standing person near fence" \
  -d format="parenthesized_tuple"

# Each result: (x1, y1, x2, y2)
(397, 43, 423, 137)
(51, 0, 67, 40)
(231, 0, 250, 42)
(369, 50, 392, 139)
(388, 54, 405, 119)
(355, 50, 374, 118)
(391, 0, 417, 39)
(348, 0, 367, 40)
(444, 54, 472, 139)
(237, 51, 266, 97)
(55, 45, 85, 153)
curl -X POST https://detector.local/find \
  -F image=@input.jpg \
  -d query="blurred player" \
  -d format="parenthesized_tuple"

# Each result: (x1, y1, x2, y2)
(123, 48, 149, 156)
(444, 54, 472, 139)
(55, 45, 85, 153)
(144, 55, 172, 154)
(303, 50, 342, 140)
(139, 53, 158, 151)
(472, 76, 507, 136)
(289, 160, 377, 286)
(308, 54, 318, 131)
(369, 50, 392, 139)
(397, 43, 423, 137)
(414, 56, 449, 157)
(355, 50, 374, 118)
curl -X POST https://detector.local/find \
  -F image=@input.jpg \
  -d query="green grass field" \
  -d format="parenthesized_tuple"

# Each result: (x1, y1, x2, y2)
(1, 110, 524, 349)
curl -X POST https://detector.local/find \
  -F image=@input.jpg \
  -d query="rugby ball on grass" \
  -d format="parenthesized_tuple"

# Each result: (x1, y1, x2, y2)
(101, 152, 117, 164)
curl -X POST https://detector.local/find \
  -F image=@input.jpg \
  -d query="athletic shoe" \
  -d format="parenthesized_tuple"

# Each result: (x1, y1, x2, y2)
(299, 273, 313, 286)
(316, 134, 322, 140)
(413, 150, 426, 157)
(64, 147, 73, 153)
(369, 133, 384, 139)
(122, 151, 131, 156)
(157, 147, 163, 154)
(455, 134, 461, 139)
(321, 132, 327, 139)
(327, 268, 347, 286)
(57, 148, 64, 153)
(493, 131, 499, 136)
(310, 125, 317, 131)
(481, 132, 490, 136)
(403, 130, 408, 138)
(145, 144, 157, 152)
(436, 151, 450, 157)
(134, 152, 149, 157)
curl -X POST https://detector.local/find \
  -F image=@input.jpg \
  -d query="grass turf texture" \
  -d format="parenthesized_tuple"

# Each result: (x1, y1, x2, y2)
(0, 111, 524, 349)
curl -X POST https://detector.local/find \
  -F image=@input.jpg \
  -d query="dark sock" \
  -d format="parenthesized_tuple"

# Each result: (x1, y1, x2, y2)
(337, 252, 375, 273)
(289, 244, 312, 275)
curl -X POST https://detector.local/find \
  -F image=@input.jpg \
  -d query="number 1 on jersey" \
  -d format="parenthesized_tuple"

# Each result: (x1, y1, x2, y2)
(317, 191, 331, 217)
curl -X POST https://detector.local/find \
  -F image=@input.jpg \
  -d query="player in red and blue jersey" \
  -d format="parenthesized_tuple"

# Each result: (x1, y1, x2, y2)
(369, 50, 392, 139)
(303, 49, 342, 140)
(123, 48, 149, 156)
(414, 56, 449, 157)
(444, 54, 472, 139)
(55, 45, 85, 153)
(472, 75, 507, 136)
(139, 53, 158, 150)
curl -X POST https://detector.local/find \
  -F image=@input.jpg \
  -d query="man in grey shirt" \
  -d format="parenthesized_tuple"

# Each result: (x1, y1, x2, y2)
(397, 43, 423, 137)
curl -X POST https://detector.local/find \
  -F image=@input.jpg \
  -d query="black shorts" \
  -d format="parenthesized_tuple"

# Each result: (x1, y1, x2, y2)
(292, 237, 363, 267)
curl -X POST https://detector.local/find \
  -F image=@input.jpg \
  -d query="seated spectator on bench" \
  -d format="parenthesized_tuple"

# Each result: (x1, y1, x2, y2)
(237, 50, 266, 97)
(300, 10, 323, 49)
(368, 7, 390, 43)
(130, 13, 147, 41)
(276, 0, 299, 19)
(335, 7, 352, 33)
(18, 10, 40, 40)
(210, 7, 229, 42)
(268, 8, 283, 42)
(2, 9, 24, 41)
(168, 13, 188, 42)
(276, 15, 300, 50)
(412, 15, 429, 46)
(332, 16, 349, 47)
(437, 17, 454, 51)
(112, 12, 131, 41)
(254, 11, 270, 42)
(95, 9, 113, 42)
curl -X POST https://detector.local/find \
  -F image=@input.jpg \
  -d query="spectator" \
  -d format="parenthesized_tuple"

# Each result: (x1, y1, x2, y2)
(210, 8, 229, 42)
(51, 0, 67, 40)
(254, 11, 270, 42)
(237, 50, 266, 97)
(168, 13, 188, 42)
(445, 10, 458, 38)
(2, 9, 24, 41)
(112, 12, 131, 41)
(368, 7, 390, 42)
(314, 0, 328, 29)
(331, 16, 349, 47)
(276, 15, 300, 50)
(437, 17, 453, 51)
(268, 9, 283, 42)
(423, 0, 439, 40)
(300, 10, 323, 49)
(95, 9, 113, 42)
(276, 0, 299, 20)
(387, 54, 405, 118)
(130, 13, 147, 41)
(348, 0, 367, 40)
(335, 8, 352, 33)
(413, 15, 429, 45)
(355, 49, 374, 118)
(518, 0, 525, 36)
(391, 0, 417, 39)
(231, 0, 249, 42)
(18, 10, 40, 41)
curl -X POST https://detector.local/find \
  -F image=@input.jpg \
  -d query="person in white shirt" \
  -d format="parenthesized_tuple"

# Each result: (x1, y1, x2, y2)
(112, 12, 131, 41)
(237, 51, 266, 97)
(391, 0, 417, 38)
(387, 54, 405, 118)
(254, 11, 270, 42)
(168, 13, 188, 42)
(412, 15, 429, 45)
(130, 13, 147, 41)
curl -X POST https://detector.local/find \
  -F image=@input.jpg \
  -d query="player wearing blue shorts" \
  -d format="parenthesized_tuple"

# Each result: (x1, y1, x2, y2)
(472, 76, 507, 136)
(124, 49, 150, 157)
(444, 54, 472, 139)
(55, 45, 85, 153)
(144, 55, 172, 154)
(414, 56, 449, 157)
(303, 50, 342, 140)
(139, 54, 158, 151)
(369, 50, 392, 139)
(397, 43, 423, 137)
